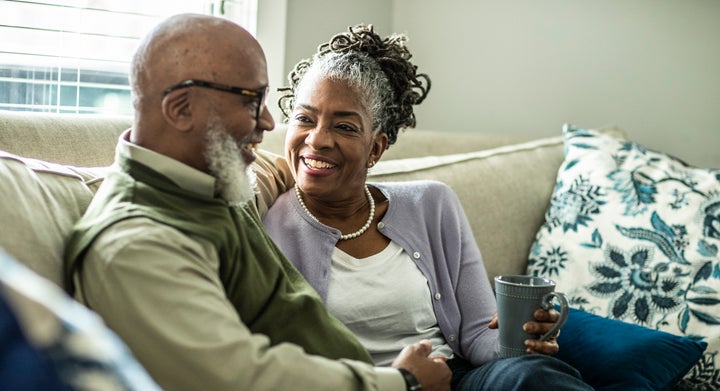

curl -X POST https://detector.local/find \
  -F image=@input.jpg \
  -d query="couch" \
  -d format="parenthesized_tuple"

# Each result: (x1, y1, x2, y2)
(1, 110, 715, 390)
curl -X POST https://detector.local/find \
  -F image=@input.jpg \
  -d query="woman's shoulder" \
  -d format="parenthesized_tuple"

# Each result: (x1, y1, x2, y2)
(372, 180, 455, 198)
(371, 181, 460, 212)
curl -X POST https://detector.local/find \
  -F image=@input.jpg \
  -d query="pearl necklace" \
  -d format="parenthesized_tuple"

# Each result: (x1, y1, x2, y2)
(295, 184, 375, 241)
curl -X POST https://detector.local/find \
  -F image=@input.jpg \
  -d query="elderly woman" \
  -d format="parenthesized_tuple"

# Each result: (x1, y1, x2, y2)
(263, 24, 591, 391)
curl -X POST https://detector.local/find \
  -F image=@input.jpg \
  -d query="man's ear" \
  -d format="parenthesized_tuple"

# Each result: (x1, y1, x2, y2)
(161, 89, 193, 132)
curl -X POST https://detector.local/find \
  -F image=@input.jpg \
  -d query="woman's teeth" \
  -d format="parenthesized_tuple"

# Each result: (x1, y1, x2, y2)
(303, 157, 335, 169)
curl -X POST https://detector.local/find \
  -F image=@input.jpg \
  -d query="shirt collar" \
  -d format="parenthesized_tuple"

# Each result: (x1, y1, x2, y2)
(115, 129, 216, 199)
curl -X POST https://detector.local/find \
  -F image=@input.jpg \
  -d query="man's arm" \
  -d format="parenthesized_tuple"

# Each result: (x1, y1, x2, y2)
(75, 218, 448, 391)
(252, 149, 294, 217)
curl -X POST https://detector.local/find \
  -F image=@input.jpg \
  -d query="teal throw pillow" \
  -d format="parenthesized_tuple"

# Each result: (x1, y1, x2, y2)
(557, 307, 707, 391)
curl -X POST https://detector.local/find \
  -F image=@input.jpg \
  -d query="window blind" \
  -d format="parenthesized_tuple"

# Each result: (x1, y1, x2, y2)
(0, 0, 255, 115)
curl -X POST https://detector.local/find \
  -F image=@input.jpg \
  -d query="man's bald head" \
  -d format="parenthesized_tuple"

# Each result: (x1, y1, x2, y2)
(125, 14, 272, 171)
(130, 13, 266, 111)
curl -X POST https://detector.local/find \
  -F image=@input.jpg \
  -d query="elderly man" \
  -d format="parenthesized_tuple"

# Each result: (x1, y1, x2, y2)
(63, 13, 450, 391)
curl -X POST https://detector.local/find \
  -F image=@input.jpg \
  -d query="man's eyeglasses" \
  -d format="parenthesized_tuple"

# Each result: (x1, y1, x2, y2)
(163, 79, 268, 122)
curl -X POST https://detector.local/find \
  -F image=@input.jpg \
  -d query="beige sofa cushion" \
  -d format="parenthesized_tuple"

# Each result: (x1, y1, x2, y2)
(0, 111, 129, 167)
(0, 152, 105, 287)
(369, 136, 566, 283)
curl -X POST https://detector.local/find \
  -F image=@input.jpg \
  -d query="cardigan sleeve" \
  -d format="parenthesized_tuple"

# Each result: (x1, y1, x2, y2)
(444, 188, 500, 364)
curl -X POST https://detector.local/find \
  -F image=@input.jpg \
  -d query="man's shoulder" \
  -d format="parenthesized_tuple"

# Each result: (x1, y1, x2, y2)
(90, 217, 213, 264)
(96, 216, 182, 242)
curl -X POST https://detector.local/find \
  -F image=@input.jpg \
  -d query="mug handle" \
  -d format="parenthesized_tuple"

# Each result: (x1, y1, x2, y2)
(538, 292, 569, 341)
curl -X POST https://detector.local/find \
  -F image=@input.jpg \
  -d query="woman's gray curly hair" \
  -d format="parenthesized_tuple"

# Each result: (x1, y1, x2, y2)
(278, 24, 431, 146)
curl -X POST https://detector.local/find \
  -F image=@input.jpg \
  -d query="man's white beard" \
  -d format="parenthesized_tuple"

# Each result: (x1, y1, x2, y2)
(204, 123, 257, 206)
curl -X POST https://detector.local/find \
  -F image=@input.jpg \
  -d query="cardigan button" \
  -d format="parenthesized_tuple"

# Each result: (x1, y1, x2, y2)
(434, 293, 441, 300)
(377, 222, 385, 229)
(412, 252, 420, 259)
(448, 334, 456, 342)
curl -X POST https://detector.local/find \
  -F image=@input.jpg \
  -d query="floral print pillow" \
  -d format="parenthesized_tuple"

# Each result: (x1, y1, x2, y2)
(527, 125, 720, 390)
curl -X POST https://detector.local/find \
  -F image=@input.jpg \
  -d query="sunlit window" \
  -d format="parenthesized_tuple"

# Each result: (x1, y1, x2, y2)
(0, 0, 257, 116)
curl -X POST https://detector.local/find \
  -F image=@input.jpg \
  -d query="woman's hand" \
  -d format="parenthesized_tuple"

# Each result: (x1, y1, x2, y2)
(523, 308, 561, 355)
(488, 309, 561, 356)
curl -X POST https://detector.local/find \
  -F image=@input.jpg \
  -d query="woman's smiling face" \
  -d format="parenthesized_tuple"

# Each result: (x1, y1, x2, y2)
(285, 75, 386, 202)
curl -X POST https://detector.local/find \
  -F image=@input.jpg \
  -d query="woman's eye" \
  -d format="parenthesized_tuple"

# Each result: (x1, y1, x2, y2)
(336, 124, 358, 132)
(291, 114, 312, 123)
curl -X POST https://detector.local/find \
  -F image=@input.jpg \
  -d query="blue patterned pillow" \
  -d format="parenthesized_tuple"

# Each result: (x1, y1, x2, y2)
(527, 125, 720, 390)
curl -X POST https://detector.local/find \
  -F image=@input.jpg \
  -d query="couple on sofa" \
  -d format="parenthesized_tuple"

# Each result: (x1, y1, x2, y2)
(55, 13, 590, 391)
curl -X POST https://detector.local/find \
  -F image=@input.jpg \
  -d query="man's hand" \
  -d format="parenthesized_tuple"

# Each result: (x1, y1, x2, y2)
(488, 310, 561, 355)
(391, 340, 451, 391)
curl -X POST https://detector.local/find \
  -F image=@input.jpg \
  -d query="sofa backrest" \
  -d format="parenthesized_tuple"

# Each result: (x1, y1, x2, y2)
(369, 137, 565, 280)
(0, 110, 535, 166)
(0, 111, 130, 167)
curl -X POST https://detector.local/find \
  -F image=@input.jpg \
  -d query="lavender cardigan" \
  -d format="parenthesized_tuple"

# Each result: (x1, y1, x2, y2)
(263, 180, 499, 365)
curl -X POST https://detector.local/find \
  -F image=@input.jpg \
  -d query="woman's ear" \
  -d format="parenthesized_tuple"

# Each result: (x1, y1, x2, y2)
(161, 89, 193, 132)
(369, 132, 389, 167)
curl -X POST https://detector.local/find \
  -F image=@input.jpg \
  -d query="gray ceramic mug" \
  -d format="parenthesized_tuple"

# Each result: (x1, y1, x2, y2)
(494, 275, 569, 358)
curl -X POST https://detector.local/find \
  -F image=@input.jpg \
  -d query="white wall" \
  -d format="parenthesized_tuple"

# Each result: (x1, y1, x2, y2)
(256, 0, 288, 124)
(258, 0, 394, 124)
(262, 0, 720, 168)
(283, 0, 392, 74)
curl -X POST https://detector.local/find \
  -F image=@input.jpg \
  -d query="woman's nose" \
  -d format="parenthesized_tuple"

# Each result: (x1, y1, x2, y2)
(304, 125, 332, 149)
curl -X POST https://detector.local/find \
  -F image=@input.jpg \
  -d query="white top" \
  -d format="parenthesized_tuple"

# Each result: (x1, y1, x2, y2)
(328, 241, 453, 365)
